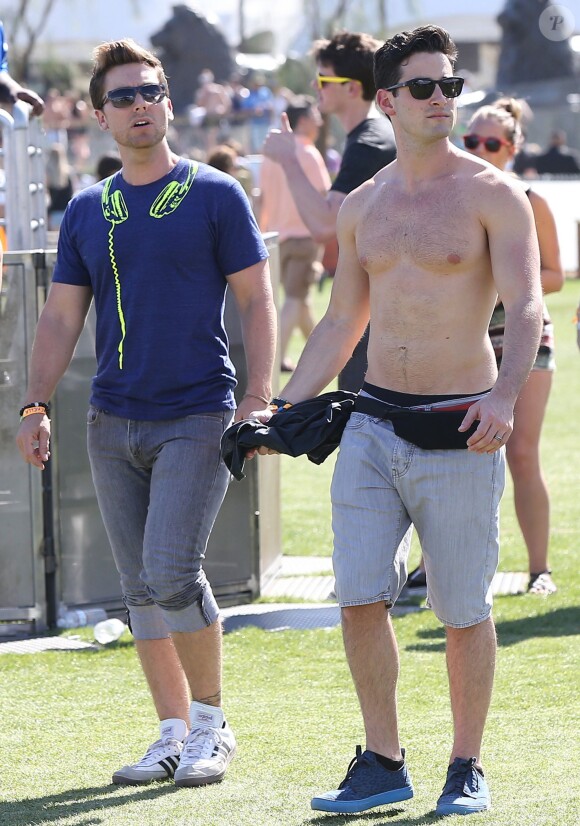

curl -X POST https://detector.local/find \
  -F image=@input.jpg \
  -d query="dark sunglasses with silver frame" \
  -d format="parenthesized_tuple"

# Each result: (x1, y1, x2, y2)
(385, 76, 464, 100)
(101, 83, 167, 109)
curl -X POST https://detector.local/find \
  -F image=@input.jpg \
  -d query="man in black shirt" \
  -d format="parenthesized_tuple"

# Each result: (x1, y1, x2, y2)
(535, 130, 580, 176)
(262, 32, 396, 390)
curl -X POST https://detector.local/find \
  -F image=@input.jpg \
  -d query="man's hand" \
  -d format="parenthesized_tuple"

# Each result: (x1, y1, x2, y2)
(233, 398, 280, 459)
(16, 413, 51, 469)
(459, 395, 513, 454)
(262, 112, 297, 165)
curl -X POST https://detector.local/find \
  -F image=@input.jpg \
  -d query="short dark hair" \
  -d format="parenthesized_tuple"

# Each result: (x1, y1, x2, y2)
(313, 31, 382, 101)
(206, 145, 237, 175)
(285, 95, 315, 131)
(89, 38, 169, 109)
(96, 153, 123, 180)
(374, 25, 458, 92)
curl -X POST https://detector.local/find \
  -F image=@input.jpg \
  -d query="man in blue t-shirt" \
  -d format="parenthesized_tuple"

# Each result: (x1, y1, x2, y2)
(16, 39, 276, 789)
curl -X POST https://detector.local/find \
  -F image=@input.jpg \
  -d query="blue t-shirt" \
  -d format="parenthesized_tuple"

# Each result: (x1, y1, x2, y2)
(0, 22, 8, 72)
(53, 159, 268, 420)
(240, 86, 274, 124)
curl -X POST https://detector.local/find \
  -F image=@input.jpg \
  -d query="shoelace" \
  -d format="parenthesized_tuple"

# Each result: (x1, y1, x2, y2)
(445, 758, 479, 795)
(138, 736, 181, 765)
(338, 745, 364, 789)
(182, 727, 219, 760)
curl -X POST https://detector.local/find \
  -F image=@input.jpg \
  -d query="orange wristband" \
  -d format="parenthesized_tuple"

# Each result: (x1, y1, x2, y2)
(20, 405, 48, 420)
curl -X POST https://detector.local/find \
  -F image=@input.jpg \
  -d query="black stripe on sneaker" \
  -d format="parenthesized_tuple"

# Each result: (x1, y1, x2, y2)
(159, 759, 176, 777)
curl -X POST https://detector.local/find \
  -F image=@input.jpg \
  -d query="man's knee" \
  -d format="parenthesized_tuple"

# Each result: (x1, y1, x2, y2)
(341, 600, 390, 626)
(443, 613, 496, 634)
(155, 578, 220, 633)
(150, 573, 207, 612)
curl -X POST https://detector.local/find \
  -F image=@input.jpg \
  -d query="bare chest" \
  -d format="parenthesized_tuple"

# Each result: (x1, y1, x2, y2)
(357, 185, 487, 275)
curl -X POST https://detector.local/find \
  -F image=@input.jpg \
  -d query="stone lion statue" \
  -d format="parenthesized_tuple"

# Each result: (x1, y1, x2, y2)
(496, 0, 574, 87)
(150, 4, 234, 114)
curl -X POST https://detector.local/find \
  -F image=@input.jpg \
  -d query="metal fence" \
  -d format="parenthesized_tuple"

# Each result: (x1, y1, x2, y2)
(0, 101, 47, 252)
(0, 239, 281, 637)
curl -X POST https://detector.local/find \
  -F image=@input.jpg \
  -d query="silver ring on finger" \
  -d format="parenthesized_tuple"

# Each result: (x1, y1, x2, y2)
(493, 434, 503, 443)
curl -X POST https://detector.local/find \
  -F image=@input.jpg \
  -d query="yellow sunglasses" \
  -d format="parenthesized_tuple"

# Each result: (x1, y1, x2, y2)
(316, 74, 359, 89)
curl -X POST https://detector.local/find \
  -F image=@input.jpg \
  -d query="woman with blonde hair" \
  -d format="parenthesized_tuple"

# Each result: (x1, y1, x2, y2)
(407, 98, 564, 596)
(465, 98, 564, 594)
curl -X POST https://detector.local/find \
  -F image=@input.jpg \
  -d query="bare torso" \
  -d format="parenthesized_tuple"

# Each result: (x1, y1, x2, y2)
(196, 83, 231, 117)
(355, 155, 500, 394)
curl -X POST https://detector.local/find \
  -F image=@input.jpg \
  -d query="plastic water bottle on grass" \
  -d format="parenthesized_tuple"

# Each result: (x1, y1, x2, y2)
(57, 607, 107, 629)
(94, 618, 126, 644)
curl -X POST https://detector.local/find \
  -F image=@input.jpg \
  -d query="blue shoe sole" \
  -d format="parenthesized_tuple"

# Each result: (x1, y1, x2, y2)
(311, 785, 413, 814)
(435, 801, 491, 816)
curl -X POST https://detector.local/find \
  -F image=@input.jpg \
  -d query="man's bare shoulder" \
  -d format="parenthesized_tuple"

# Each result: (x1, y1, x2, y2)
(453, 149, 529, 202)
(340, 162, 393, 211)
(337, 174, 382, 230)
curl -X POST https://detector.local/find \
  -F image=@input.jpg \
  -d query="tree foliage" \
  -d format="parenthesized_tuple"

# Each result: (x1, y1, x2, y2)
(7, 0, 58, 81)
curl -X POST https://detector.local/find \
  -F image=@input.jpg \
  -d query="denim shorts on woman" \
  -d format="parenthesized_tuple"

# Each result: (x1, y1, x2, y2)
(87, 406, 233, 639)
(331, 413, 505, 628)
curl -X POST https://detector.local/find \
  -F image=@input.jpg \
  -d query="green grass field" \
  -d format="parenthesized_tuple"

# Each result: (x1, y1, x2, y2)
(0, 279, 578, 826)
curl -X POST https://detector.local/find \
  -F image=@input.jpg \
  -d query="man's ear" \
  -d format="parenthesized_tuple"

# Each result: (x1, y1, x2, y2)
(168, 97, 174, 122)
(95, 109, 109, 131)
(376, 89, 395, 117)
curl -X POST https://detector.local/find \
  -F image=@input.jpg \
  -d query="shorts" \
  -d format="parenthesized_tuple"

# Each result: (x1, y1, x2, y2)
(490, 301, 555, 372)
(530, 346, 555, 372)
(87, 407, 233, 639)
(331, 413, 505, 628)
(279, 237, 322, 300)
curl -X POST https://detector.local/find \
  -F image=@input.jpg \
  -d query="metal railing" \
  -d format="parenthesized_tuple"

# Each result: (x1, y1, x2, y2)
(0, 236, 281, 636)
(0, 101, 47, 251)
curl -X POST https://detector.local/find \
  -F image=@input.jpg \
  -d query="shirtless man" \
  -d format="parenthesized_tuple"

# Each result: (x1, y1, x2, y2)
(195, 69, 231, 151)
(260, 25, 542, 817)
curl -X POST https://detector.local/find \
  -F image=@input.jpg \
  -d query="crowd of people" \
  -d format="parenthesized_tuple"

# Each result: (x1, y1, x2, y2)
(3, 31, 577, 244)
(4, 17, 579, 822)
(515, 129, 580, 177)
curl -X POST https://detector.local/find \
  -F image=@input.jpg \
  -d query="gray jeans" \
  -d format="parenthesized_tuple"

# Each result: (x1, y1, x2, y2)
(87, 406, 233, 638)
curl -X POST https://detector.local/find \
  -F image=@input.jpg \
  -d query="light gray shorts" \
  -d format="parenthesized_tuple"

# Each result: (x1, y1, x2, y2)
(331, 413, 505, 628)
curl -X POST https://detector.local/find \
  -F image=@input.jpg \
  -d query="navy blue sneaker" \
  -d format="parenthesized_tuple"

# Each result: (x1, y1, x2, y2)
(435, 757, 491, 816)
(311, 746, 413, 814)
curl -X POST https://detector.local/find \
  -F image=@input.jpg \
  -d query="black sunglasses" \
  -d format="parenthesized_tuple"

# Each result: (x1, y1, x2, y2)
(385, 76, 464, 100)
(463, 134, 511, 153)
(102, 83, 167, 109)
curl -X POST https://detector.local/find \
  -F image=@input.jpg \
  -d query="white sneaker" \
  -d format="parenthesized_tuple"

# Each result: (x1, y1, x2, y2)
(112, 718, 187, 785)
(174, 701, 237, 787)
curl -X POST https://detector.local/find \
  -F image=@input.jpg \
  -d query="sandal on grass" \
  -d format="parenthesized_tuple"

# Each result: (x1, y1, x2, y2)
(528, 570, 557, 595)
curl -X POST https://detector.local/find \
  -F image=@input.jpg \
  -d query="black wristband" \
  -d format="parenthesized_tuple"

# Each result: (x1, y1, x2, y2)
(19, 401, 50, 417)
